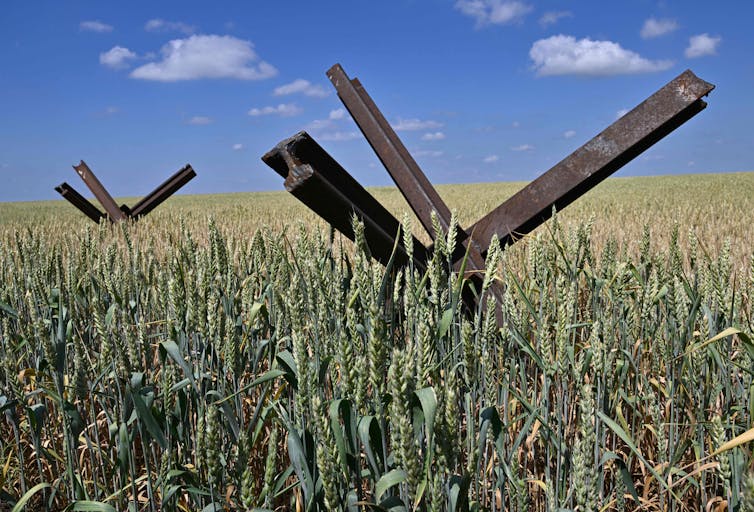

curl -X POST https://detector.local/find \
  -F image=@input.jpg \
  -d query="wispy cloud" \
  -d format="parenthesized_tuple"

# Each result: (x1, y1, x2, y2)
(187, 116, 213, 125)
(80, 20, 113, 33)
(415, 150, 444, 158)
(317, 131, 361, 142)
(329, 108, 347, 120)
(130, 35, 277, 82)
(232, 143, 244, 151)
(305, 119, 333, 132)
(616, 108, 629, 119)
(421, 132, 446, 141)
(685, 33, 721, 58)
(530, 35, 673, 76)
(144, 19, 195, 35)
(455, 0, 532, 27)
(484, 155, 499, 163)
(248, 103, 302, 117)
(511, 144, 534, 151)
(539, 11, 572, 27)
(273, 79, 329, 98)
(100, 46, 137, 69)
(640, 18, 678, 39)
(563, 129, 576, 139)
(392, 118, 443, 131)
(94, 106, 120, 118)
(302, 108, 355, 141)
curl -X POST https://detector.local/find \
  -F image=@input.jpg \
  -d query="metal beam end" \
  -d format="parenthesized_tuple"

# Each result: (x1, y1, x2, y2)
(284, 164, 315, 193)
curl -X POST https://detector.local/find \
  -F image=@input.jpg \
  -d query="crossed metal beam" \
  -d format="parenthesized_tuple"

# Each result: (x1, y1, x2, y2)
(264, 64, 714, 301)
(55, 161, 196, 222)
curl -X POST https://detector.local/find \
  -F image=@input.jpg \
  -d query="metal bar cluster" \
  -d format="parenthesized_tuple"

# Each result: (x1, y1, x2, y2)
(327, 65, 489, 275)
(263, 131, 430, 270)
(56, 161, 196, 222)
(264, 63, 714, 306)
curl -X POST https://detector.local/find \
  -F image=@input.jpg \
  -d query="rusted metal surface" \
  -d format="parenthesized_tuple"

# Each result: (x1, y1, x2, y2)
(262, 65, 713, 317)
(467, 70, 714, 251)
(73, 160, 126, 222)
(58, 162, 196, 222)
(327, 64, 490, 276)
(54, 182, 106, 223)
(130, 164, 196, 218)
(328, 65, 452, 233)
(262, 131, 430, 270)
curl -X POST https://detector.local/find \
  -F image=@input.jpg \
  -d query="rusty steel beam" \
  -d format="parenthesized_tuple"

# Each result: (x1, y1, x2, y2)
(262, 131, 430, 270)
(467, 70, 714, 252)
(327, 64, 490, 275)
(54, 182, 106, 223)
(327, 64, 454, 234)
(72, 160, 126, 222)
(130, 164, 196, 218)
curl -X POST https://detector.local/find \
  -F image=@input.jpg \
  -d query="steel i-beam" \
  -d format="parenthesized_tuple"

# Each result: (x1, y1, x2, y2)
(327, 64, 490, 276)
(467, 70, 714, 252)
(72, 160, 126, 222)
(263, 131, 430, 270)
(130, 164, 196, 218)
(54, 182, 106, 223)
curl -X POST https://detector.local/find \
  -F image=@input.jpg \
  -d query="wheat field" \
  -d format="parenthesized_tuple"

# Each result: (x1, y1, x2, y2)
(0, 171, 753, 511)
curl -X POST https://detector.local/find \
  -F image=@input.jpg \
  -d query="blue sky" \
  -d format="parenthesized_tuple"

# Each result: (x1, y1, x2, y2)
(1, 1, 752, 202)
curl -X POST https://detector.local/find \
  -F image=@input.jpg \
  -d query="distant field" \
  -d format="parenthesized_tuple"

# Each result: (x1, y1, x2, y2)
(2, 171, 752, 266)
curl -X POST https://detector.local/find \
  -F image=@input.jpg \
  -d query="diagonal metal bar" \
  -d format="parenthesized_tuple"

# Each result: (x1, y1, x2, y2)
(72, 160, 126, 222)
(327, 64, 490, 274)
(328, 66, 452, 231)
(130, 164, 196, 218)
(466, 69, 715, 254)
(54, 182, 106, 223)
(262, 131, 430, 270)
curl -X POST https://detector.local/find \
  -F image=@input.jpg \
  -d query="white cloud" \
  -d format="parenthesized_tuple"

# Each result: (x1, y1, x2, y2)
(511, 144, 534, 151)
(80, 20, 113, 33)
(640, 18, 678, 39)
(685, 33, 721, 58)
(248, 103, 302, 117)
(455, 0, 532, 27)
(305, 118, 333, 131)
(563, 129, 576, 139)
(616, 108, 629, 119)
(232, 143, 244, 151)
(392, 118, 443, 131)
(421, 132, 446, 141)
(484, 155, 499, 163)
(100, 46, 137, 69)
(145, 19, 196, 34)
(530, 35, 673, 76)
(273, 79, 329, 98)
(329, 108, 347, 120)
(130, 35, 277, 82)
(539, 11, 572, 27)
(318, 131, 361, 142)
(187, 116, 212, 125)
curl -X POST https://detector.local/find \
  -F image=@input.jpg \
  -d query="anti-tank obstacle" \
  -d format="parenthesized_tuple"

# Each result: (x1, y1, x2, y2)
(55, 161, 196, 222)
(264, 63, 714, 306)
